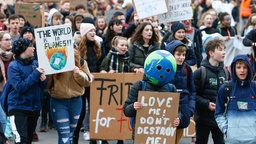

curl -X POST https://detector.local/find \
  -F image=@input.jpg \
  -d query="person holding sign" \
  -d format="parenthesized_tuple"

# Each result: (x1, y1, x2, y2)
(123, 50, 180, 142)
(215, 55, 256, 144)
(47, 50, 92, 144)
(7, 38, 47, 144)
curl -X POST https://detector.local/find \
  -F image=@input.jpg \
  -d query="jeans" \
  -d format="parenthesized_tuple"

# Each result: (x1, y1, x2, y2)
(50, 96, 82, 144)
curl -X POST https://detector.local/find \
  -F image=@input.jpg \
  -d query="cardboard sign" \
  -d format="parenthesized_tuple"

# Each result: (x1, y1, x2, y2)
(70, 0, 87, 9)
(34, 24, 75, 75)
(90, 73, 143, 140)
(15, 3, 42, 27)
(183, 117, 195, 137)
(132, 0, 168, 19)
(22, 0, 60, 2)
(134, 91, 180, 144)
(157, 0, 193, 23)
(0, 0, 14, 5)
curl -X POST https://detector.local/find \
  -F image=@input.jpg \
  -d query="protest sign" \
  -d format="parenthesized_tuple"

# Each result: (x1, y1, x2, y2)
(35, 24, 74, 75)
(132, 0, 168, 19)
(134, 91, 180, 144)
(15, 3, 42, 27)
(104, 9, 126, 23)
(157, 0, 193, 23)
(183, 117, 196, 137)
(0, 0, 14, 5)
(70, 0, 87, 9)
(90, 73, 143, 140)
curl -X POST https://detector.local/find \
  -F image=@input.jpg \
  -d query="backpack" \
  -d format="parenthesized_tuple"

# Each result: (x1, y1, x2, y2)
(129, 81, 175, 131)
(223, 81, 256, 115)
(199, 66, 229, 92)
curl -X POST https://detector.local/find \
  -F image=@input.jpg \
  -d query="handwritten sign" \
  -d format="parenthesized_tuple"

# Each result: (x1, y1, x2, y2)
(35, 24, 74, 75)
(183, 117, 195, 137)
(15, 3, 42, 27)
(90, 73, 143, 140)
(158, 0, 193, 23)
(134, 91, 180, 144)
(132, 0, 168, 19)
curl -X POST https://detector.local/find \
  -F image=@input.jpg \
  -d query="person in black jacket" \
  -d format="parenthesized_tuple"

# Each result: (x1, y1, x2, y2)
(193, 36, 230, 144)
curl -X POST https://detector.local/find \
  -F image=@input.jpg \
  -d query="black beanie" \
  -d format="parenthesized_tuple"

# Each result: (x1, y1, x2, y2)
(20, 26, 35, 38)
(171, 22, 185, 36)
(82, 17, 95, 25)
(12, 38, 32, 57)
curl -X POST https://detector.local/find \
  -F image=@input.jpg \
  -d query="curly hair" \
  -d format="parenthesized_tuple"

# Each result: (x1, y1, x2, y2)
(130, 22, 159, 45)
(77, 35, 101, 60)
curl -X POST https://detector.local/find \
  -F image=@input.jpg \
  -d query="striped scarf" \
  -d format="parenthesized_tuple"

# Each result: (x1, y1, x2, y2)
(109, 48, 130, 73)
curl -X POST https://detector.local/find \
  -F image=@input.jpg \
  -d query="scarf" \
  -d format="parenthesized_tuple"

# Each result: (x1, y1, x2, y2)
(109, 48, 130, 73)
(0, 48, 13, 62)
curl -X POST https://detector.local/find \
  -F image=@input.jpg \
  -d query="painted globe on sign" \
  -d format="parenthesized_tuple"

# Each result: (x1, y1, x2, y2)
(49, 52, 67, 70)
(144, 50, 177, 86)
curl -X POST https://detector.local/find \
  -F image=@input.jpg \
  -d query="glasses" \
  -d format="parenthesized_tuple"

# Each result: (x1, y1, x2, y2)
(2, 39, 11, 41)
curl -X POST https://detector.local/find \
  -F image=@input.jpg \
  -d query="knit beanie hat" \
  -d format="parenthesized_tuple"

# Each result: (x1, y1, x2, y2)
(20, 26, 35, 38)
(82, 16, 95, 25)
(80, 23, 95, 37)
(12, 38, 31, 57)
(171, 22, 185, 35)
(165, 40, 186, 54)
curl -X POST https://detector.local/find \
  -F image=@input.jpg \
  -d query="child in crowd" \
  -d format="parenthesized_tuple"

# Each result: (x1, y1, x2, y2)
(165, 40, 196, 144)
(100, 36, 129, 73)
(123, 50, 180, 142)
(215, 54, 256, 144)
(194, 36, 229, 144)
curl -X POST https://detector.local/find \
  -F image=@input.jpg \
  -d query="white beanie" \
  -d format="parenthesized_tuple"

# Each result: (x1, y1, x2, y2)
(80, 23, 95, 37)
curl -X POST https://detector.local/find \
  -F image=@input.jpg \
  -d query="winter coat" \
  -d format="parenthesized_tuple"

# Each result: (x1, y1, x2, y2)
(217, 24, 237, 37)
(47, 59, 92, 99)
(215, 55, 256, 144)
(243, 29, 256, 46)
(7, 58, 47, 113)
(128, 41, 159, 71)
(194, 58, 230, 126)
(170, 63, 196, 128)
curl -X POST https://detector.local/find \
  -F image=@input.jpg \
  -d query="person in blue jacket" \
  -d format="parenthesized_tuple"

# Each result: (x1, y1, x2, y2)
(165, 40, 196, 143)
(215, 54, 256, 144)
(7, 38, 47, 144)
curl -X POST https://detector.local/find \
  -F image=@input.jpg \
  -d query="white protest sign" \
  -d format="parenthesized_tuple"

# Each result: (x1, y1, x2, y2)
(35, 24, 75, 75)
(157, 0, 193, 23)
(132, 0, 168, 19)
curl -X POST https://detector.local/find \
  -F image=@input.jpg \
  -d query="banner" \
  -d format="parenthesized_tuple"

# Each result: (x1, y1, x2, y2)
(90, 73, 143, 140)
(134, 91, 180, 144)
(35, 24, 74, 75)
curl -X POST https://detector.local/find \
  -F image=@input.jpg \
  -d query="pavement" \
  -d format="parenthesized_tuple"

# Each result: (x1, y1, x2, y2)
(32, 127, 213, 144)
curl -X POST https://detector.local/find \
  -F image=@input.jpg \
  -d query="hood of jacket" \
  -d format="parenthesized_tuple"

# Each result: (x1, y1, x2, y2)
(231, 54, 252, 81)
(47, 8, 60, 26)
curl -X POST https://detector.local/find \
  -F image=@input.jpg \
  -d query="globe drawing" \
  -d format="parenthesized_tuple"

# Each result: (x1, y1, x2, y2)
(49, 52, 67, 70)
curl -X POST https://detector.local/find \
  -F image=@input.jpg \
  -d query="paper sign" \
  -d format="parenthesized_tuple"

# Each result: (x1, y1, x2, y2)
(35, 24, 74, 75)
(90, 73, 143, 140)
(0, 0, 14, 5)
(132, 0, 168, 19)
(158, 0, 193, 23)
(15, 3, 42, 27)
(134, 91, 180, 144)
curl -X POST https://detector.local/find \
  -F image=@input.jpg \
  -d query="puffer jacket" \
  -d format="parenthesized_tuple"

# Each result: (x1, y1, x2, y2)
(128, 41, 159, 71)
(215, 55, 256, 144)
(47, 59, 92, 99)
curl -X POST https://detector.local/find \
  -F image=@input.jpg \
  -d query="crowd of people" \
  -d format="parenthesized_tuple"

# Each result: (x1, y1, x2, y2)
(0, 0, 255, 144)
